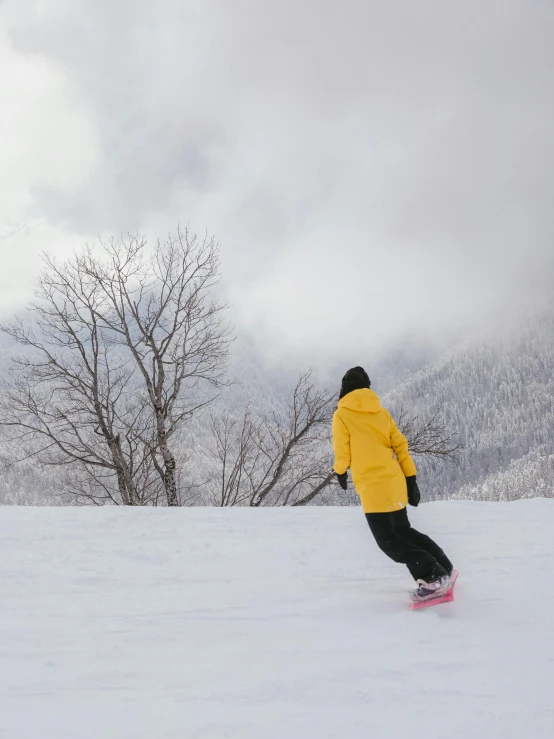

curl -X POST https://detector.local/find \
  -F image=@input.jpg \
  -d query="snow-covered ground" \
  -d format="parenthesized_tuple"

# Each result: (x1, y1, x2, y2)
(1, 501, 553, 739)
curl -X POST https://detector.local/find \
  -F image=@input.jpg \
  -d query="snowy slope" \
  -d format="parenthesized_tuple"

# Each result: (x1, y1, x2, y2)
(1, 502, 553, 739)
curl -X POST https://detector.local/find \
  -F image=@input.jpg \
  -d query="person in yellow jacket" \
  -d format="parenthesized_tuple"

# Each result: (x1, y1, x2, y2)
(332, 367, 453, 601)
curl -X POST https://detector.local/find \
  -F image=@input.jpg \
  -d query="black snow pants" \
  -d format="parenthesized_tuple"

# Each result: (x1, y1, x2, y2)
(365, 507, 452, 583)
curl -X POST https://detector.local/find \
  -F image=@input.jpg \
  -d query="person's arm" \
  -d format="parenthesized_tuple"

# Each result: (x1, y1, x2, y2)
(389, 414, 417, 477)
(332, 411, 351, 475)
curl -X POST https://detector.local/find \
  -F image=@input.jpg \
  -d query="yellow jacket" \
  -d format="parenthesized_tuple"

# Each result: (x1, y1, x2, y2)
(332, 388, 416, 513)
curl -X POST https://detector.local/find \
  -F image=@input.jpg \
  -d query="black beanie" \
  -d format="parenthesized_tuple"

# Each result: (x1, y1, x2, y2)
(339, 366, 371, 399)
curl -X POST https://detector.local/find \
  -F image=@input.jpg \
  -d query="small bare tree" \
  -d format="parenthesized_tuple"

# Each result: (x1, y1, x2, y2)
(205, 409, 259, 507)
(204, 380, 461, 508)
(203, 372, 336, 507)
(395, 406, 461, 460)
(0, 227, 231, 505)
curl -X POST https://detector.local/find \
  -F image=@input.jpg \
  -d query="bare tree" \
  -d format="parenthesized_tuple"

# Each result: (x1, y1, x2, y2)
(0, 227, 231, 505)
(76, 228, 232, 505)
(0, 264, 154, 505)
(203, 372, 336, 507)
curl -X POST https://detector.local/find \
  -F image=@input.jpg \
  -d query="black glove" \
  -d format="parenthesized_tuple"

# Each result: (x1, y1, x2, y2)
(336, 472, 348, 491)
(406, 476, 420, 507)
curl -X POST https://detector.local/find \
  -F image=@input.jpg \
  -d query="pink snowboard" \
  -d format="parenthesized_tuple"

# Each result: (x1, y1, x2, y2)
(410, 569, 459, 610)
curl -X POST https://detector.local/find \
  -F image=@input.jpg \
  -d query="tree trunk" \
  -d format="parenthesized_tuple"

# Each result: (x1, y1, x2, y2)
(162, 455, 178, 507)
(110, 435, 139, 505)
(116, 468, 131, 505)
(156, 411, 178, 506)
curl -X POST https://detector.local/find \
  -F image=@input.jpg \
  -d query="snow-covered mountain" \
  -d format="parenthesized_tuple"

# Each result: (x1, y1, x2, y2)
(384, 304, 554, 500)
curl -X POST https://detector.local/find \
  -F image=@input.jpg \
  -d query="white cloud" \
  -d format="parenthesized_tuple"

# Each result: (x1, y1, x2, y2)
(1, 0, 553, 359)
(0, 24, 99, 314)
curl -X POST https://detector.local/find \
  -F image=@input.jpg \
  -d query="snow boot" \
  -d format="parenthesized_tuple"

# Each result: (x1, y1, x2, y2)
(410, 574, 451, 603)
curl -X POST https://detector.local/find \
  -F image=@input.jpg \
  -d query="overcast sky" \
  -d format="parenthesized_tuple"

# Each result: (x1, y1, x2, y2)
(1, 0, 553, 365)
